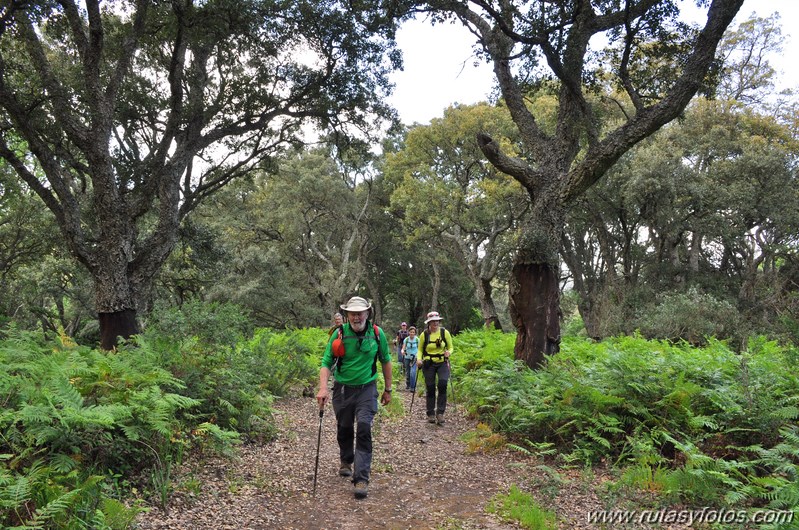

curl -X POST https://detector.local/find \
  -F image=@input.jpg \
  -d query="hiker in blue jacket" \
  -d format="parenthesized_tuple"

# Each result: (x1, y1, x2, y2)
(401, 326, 419, 391)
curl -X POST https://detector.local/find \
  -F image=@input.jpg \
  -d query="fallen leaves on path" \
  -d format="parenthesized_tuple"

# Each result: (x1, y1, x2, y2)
(134, 389, 678, 529)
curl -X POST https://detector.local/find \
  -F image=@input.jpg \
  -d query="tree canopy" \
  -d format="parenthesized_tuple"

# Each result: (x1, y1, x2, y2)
(406, 0, 745, 366)
(0, 0, 401, 347)
(1, 1, 797, 357)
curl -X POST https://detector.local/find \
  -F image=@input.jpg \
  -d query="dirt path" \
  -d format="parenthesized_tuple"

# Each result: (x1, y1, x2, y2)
(134, 389, 607, 529)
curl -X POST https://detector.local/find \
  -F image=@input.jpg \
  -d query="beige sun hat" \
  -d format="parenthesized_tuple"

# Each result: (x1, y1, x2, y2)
(424, 311, 443, 324)
(340, 296, 372, 312)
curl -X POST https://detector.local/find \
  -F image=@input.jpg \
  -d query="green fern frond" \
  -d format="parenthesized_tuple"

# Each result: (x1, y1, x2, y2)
(688, 415, 719, 430)
(120, 424, 143, 441)
(49, 453, 77, 474)
(29, 486, 83, 524)
(772, 406, 799, 421)
(724, 489, 749, 505)
(51, 376, 84, 410)
(1, 479, 32, 507)
(161, 393, 201, 410)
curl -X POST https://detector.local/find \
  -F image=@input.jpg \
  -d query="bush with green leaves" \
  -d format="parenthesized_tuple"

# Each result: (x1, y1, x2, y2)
(456, 330, 799, 512)
(137, 324, 324, 438)
(143, 300, 254, 347)
(136, 332, 274, 437)
(0, 330, 236, 529)
(488, 484, 557, 529)
(236, 327, 324, 396)
(637, 287, 742, 346)
(448, 328, 517, 372)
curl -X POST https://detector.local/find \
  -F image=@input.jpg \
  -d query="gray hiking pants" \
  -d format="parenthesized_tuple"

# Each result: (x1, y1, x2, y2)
(332, 380, 378, 484)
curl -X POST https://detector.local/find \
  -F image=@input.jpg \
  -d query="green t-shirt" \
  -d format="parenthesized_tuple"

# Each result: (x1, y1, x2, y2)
(321, 321, 392, 386)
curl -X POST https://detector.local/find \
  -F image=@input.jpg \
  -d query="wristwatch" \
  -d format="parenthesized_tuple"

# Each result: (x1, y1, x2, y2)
(384, 388, 392, 393)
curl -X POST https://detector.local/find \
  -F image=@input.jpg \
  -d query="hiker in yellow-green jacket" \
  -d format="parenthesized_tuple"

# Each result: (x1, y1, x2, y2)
(317, 296, 392, 499)
(416, 311, 454, 425)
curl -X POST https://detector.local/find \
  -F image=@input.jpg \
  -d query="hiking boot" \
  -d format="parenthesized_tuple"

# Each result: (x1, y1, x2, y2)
(436, 413, 445, 424)
(354, 481, 368, 499)
(427, 415, 436, 423)
(339, 461, 352, 477)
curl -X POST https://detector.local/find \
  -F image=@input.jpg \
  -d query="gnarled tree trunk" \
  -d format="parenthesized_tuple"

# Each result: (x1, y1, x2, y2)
(507, 196, 564, 367)
(478, 278, 503, 331)
(509, 262, 561, 367)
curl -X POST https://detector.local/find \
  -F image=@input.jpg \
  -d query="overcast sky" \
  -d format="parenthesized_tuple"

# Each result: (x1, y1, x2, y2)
(387, 0, 799, 125)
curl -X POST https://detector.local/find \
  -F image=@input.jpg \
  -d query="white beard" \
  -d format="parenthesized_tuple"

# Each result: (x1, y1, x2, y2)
(350, 320, 367, 333)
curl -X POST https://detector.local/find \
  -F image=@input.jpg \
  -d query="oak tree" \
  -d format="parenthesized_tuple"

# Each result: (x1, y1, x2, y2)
(0, 0, 400, 348)
(419, 0, 744, 366)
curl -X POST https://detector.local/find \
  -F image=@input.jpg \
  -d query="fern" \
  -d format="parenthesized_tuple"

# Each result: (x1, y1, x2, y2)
(49, 454, 78, 474)
(455, 331, 799, 510)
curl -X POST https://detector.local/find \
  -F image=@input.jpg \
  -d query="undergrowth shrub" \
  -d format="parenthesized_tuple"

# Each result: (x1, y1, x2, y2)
(0, 330, 236, 529)
(138, 325, 323, 438)
(637, 287, 742, 346)
(488, 484, 557, 529)
(136, 332, 275, 438)
(449, 328, 516, 372)
(144, 300, 254, 346)
(237, 327, 324, 397)
(457, 330, 799, 515)
(1, 306, 328, 528)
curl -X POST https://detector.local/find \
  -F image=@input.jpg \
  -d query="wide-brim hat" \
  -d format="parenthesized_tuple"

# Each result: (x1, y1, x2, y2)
(424, 311, 443, 324)
(340, 296, 372, 312)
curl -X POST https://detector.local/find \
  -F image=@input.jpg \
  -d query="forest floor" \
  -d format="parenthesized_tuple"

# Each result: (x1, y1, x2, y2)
(133, 386, 690, 529)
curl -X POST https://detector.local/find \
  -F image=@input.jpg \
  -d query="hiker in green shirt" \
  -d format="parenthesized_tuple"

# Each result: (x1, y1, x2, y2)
(416, 311, 454, 425)
(317, 296, 392, 499)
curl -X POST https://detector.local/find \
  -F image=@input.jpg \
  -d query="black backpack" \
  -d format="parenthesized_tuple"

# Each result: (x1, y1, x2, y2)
(421, 327, 448, 358)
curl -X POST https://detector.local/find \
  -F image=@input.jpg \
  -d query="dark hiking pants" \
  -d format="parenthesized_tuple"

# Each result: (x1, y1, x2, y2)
(332, 381, 378, 484)
(422, 360, 450, 416)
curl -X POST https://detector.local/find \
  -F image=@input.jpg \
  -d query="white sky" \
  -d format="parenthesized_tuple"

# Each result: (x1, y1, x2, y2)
(387, 0, 799, 125)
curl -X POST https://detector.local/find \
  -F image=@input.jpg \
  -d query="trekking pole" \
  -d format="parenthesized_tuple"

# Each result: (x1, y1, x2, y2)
(312, 407, 324, 496)
(447, 359, 456, 413)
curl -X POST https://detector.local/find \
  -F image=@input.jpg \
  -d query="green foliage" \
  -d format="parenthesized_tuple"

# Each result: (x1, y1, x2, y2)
(139, 320, 324, 438)
(384, 103, 526, 328)
(237, 328, 322, 397)
(134, 333, 270, 438)
(0, 330, 208, 529)
(0, 318, 324, 528)
(638, 287, 742, 346)
(448, 328, 516, 371)
(457, 329, 799, 511)
(488, 484, 557, 530)
(144, 300, 254, 347)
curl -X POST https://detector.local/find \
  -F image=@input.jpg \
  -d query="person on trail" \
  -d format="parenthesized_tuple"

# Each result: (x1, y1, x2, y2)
(401, 326, 419, 391)
(317, 296, 392, 499)
(328, 312, 344, 336)
(393, 322, 409, 375)
(416, 311, 454, 425)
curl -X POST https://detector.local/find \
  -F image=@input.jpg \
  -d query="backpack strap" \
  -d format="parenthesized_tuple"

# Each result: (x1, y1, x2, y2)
(331, 325, 345, 372)
(421, 327, 447, 361)
(371, 323, 381, 376)
(334, 323, 383, 376)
